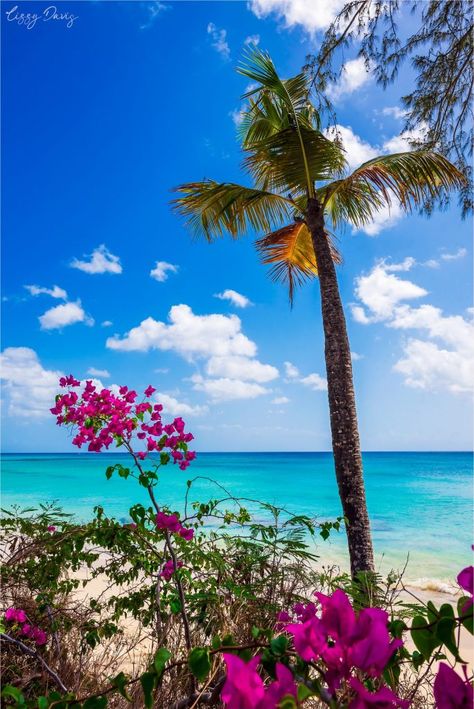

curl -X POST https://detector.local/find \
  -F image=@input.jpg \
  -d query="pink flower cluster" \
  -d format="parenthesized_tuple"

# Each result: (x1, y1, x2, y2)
(434, 663, 473, 709)
(457, 563, 473, 613)
(51, 377, 196, 469)
(221, 655, 296, 709)
(4, 608, 48, 646)
(281, 590, 407, 705)
(155, 512, 194, 541)
(160, 559, 184, 581)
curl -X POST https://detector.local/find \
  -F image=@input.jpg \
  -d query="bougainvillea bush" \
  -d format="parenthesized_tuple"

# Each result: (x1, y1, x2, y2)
(1, 378, 472, 708)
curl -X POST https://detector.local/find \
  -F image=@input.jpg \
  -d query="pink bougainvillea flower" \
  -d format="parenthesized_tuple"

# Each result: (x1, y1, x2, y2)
(349, 678, 409, 708)
(21, 623, 32, 636)
(144, 385, 156, 397)
(434, 663, 473, 709)
(350, 608, 402, 677)
(221, 654, 265, 709)
(160, 559, 183, 581)
(286, 616, 325, 663)
(316, 588, 356, 641)
(179, 527, 194, 541)
(47, 525, 56, 533)
(31, 627, 48, 646)
(4, 608, 27, 623)
(263, 662, 297, 705)
(457, 565, 474, 613)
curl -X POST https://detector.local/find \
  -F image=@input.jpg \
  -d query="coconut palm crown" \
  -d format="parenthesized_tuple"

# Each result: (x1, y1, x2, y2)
(172, 47, 465, 576)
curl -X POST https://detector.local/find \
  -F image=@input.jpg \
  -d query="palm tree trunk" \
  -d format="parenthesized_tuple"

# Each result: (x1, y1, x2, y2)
(306, 196, 374, 577)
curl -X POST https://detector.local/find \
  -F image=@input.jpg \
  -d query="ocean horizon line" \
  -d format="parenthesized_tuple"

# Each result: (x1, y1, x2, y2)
(2, 450, 473, 455)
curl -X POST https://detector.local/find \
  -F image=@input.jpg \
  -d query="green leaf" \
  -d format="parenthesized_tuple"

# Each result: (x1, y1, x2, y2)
(411, 650, 425, 670)
(110, 672, 131, 702)
(83, 698, 107, 709)
(279, 696, 298, 709)
(411, 615, 440, 660)
(188, 647, 211, 682)
(270, 634, 288, 656)
(153, 648, 171, 679)
(458, 597, 473, 634)
(140, 672, 155, 709)
(436, 617, 462, 660)
(2, 685, 25, 705)
(251, 626, 260, 639)
(297, 684, 313, 701)
(37, 698, 49, 709)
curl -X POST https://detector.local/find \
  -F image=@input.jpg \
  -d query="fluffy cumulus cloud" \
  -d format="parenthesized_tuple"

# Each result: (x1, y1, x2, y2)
(107, 304, 256, 358)
(352, 259, 474, 393)
(190, 374, 267, 401)
(249, 0, 346, 34)
(214, 289, 253, 308)
(87, 367, 110, 378)
(39, 301, 94, 330)
(325, 125, 378, 172)
(327, 57, 372, 102)
(206, 355, 278, 382)
(244, 34, 260, 45)
(150, 261, 178, 282)
(70, 244, 122, 275)
(24, 284, 67, 300)
(272, 396, 289, 404)
(207, 22, 230, 59)
(107, 304, 278, 402)
(0, 347, 62, 417)
(284, 360, 327, 391)
(158, 393, 208, 417)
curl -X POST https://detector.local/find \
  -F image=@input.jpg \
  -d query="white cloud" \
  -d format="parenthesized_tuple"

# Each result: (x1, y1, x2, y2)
(326, 125, 378, 172)
(382, 125, 427, 154)
(249, 0, 345, 34)
(0, 347, 62, 418)
(158, 393, 208, 417)
(107, 304, 256, 359)
(140, 1, 167, 29)
(150, 261, 178, 282)
(24, 284, 67, 300)
(381, 106, 407, 120)
(39, 301, 94, 330)
(101, 320, 113, 327)
(230, 107, 246, 126)
(87, 367, 110, 378)
(327, 57, 372, 102)
(361, 202, 404, 236)
(191, 374, 268, 401)
(423, 259, 440, 269)
(351, 351, 363, 361)
(441, 247, 467, 262)
(206, 355, 278, 382)
(70, 244, 122, 275)
(284, 361, 299, 378)
(214, 289, 253, 308)
(384, 257, 416, 272)
(154, 367, 169, 374)
(207, 22, 230, 59)
(283, 360, 327, 391)
(244, 34, 260, 45)
(272, 396, 289, 404)
(351, 260, 426, 322)
(300, 373, 327, 391)
(352, 260, 474, 393)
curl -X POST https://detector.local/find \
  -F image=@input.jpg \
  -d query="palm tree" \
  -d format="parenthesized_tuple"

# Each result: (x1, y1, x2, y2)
(172, 48, 464, 577)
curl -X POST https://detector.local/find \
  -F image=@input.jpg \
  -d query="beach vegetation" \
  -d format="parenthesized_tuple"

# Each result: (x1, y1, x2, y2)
(0, 381, 472, 708)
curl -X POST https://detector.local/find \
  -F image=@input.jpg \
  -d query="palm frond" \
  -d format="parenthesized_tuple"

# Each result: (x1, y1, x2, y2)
(244, 126, 347, 194)
(238, 47, 309, 115)
(320, 151, 466, 227)
(256, 222, 341, 304)
(171, 181, 294, 241)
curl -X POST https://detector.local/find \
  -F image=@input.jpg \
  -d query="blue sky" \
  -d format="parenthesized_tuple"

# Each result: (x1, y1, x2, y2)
(1, 0, 472, 452)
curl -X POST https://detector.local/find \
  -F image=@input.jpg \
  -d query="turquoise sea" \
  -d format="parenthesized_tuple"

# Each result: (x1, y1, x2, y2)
(1, 452, 472, 588)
